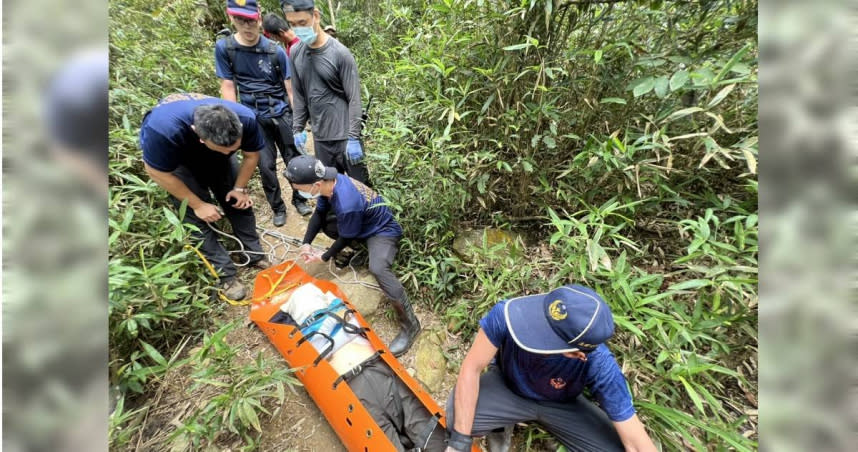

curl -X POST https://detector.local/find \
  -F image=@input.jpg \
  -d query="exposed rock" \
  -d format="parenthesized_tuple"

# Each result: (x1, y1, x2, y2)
(339, 272, 383, 318)
(452, 228, 522, 262)
(414, 330, 447, 393)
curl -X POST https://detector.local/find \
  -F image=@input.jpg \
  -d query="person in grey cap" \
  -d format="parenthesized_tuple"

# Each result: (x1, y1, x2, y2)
(281, 0, 372, 186)
(283, 155, 420, 357)
(445, 285, 657, 452)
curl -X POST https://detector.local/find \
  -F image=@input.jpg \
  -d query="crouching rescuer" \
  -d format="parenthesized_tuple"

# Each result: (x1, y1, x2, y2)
(284, 155, 420, 356)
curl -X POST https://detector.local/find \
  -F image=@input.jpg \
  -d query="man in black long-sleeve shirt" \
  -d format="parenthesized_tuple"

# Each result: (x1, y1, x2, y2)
(281, 0, 371, 186)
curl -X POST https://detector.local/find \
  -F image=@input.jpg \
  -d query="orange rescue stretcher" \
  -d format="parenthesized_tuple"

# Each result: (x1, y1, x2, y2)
(249, 261, 478, 452)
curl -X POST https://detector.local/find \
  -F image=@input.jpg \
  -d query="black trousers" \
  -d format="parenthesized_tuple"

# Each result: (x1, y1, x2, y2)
(170, 159, 263, 281)
(348, 360, 447, 451)
(445, 367, 625, 452)
(313, 138, 372, 187)
(318, 213, 405, 303)
(256, 111, 309, 213)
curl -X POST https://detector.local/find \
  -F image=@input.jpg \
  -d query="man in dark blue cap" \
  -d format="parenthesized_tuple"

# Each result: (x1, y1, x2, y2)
(445, 285, 657, 452)
(216, 0, 313, 227)
(281, 0, 372, 186)
(283, 155, 420, 356)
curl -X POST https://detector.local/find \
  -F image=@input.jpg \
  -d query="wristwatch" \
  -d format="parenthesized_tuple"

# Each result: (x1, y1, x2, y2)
(232, 187, 249, 194)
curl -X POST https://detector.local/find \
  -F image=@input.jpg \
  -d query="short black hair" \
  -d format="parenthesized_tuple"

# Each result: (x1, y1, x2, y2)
(192, 105, 242, 146)
(262, 13, 290, 34)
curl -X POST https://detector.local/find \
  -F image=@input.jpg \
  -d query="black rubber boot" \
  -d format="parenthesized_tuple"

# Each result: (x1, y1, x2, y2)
(389, 296, 421, 357)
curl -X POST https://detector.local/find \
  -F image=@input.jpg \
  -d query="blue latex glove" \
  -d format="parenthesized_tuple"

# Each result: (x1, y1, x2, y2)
(346, 137, 364, 165)
(294, 131, 307, 152)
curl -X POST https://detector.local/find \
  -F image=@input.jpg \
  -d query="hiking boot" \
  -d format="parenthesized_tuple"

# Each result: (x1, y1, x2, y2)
(220, 278, 247, 300)
(294, 201, 313, 216)
(486, 425, 513, 452)
(334, 248, 368, 269)
(389, 296, 421, 357)
(334, 249, 356, 269)
(251, 258, 272, 270)
(273, 211, 287, 227)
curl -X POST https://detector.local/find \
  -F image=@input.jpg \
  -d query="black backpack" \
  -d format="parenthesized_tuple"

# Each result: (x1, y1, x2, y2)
(216, 31, 286, 102)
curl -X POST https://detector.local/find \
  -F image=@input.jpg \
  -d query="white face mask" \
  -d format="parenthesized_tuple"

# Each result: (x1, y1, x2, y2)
(293, 17, 317, 45)
(297, 183, 320, 199)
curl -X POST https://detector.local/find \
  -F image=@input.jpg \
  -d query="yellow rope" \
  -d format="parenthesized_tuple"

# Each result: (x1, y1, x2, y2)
(184, 245, 300, 306)
(184, 245, 219, 279)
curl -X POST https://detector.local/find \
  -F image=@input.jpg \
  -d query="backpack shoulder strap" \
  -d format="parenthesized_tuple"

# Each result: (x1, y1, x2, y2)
(218, 35, 238, 74)
(266, 40, 283, 82)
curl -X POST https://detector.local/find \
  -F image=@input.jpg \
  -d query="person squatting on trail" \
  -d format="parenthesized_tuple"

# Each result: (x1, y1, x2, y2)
(281, 0, 372, 186)
(446, 285, 658, 452)
(274, 283, 446, 451)
(216, 0, 313, 227)
(139, 93, 272, 301)
(284, 155, 420, 356)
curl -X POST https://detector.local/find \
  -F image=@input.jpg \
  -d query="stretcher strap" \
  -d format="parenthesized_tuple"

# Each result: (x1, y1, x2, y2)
(341, 309, 369, 338)
(301, 305, 369, 341)
(296, 331, 335, 365)
(299, 299, 345, 332)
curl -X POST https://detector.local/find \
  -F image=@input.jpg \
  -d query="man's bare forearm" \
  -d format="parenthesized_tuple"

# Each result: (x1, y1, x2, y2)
(453, 369, 480, 435)
(234, 151, 259, 188)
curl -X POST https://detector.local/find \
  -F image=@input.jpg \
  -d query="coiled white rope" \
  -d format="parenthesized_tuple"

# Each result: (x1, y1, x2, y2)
(204, 222, 381, 291)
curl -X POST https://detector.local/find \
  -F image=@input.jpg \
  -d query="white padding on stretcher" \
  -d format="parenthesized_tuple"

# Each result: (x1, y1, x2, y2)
(281, 283, 371, 360)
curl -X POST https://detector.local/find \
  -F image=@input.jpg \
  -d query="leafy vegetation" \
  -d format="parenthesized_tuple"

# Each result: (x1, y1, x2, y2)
(345, 0, 758, 448)
(110, 0, 757, 449)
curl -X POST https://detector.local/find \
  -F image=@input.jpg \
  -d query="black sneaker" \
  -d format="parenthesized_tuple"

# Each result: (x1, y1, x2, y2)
(333, 249, 356, 269)
(294, 201, 313, 216)
(334, 249, 368, 269)
(273, 211, 286, 227)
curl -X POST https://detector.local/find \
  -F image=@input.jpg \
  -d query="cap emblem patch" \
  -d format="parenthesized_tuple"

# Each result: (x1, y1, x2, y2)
(548, 299, 567, 321)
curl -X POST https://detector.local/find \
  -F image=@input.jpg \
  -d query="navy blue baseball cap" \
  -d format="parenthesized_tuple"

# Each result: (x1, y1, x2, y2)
(227, 0, 260, 20)
(284, 155, 336, 184)
(504, 285, 615, 354)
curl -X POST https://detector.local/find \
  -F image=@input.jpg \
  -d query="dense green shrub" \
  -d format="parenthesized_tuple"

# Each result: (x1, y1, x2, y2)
(110, 0, 758, 449)
(344, 0, 758, 448)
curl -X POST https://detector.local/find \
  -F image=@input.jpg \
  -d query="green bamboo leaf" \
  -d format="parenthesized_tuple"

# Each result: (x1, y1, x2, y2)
(594, 49, 603, 64)
(707, 84, 736, 108)
(669, 70, 689, 91)
(654, 76, 669, 98)
(633, 77, 656, 97)
(714, 43, 752, 83)
(503, 43, 530, 51)
(242, 401, 262, 432)
(678, 376, 707, 415)
(665, 107, 703, 122)
(140, 341, 167, 367)
(669, 279, 712, 291)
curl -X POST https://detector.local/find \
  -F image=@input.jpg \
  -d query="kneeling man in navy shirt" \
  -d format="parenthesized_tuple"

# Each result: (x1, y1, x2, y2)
(284, 155, 420, 357)
(446, 285, 658, 452)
